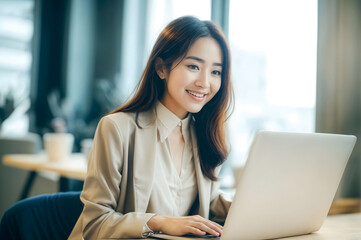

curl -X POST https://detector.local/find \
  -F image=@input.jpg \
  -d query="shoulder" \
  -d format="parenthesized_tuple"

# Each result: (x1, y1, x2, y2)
(98, 109, 156, 132)
(102, 111, 136, 127)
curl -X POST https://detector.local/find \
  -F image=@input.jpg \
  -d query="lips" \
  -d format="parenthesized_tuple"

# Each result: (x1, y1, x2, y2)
(186, 90, 207, 98)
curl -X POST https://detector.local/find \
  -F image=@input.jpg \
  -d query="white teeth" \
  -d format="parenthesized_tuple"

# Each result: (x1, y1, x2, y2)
(187, 90, 206, 98)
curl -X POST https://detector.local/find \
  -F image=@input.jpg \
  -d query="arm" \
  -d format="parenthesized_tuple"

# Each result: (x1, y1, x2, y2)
(80, 116, 155, 239)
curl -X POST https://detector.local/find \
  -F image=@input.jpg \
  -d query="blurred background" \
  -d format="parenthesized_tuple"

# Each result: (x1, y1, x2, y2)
(0, 0, 360, 217)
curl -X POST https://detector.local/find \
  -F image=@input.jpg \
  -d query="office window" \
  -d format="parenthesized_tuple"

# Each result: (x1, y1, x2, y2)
(228, 0, 318, 167)
(0, 0, 34, 134)
(119, 0, 211, 100)
(145, 0, 211, 62)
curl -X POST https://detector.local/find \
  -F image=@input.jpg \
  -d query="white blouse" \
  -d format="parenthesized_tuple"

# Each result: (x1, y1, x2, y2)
(146, 102, 198, 216)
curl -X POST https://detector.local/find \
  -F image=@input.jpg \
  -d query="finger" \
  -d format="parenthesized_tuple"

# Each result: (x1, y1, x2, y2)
(208, 221, 223, 233)
(191, 222, 220, 236)
(213, 221, 224, 230)
(192, 215, 223, 229)
(191, 217, 223, 234)
(186, 226, 206, 236)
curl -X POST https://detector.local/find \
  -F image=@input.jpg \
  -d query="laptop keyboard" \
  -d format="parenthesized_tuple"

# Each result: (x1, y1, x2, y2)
(182, 234, 220, 239)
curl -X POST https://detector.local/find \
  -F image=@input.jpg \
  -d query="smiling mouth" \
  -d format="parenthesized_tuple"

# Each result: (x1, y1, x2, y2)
(186, 90, 207, 98)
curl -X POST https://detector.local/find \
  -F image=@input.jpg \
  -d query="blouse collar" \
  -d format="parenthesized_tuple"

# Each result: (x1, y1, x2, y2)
(156, 101, 191, 143)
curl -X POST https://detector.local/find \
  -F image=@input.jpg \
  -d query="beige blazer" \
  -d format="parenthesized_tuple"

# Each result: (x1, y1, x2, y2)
(68, 108, 231, 240)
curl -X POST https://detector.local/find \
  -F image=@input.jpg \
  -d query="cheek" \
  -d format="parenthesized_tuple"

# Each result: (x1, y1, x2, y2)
(167, 77, 183, 94)
(166, 71, 185, 91)
(211, 79, 222, 95)
(206, 79, 221, 103)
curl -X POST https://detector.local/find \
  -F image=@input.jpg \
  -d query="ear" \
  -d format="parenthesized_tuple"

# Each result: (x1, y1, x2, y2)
(155, 57, 166, 79)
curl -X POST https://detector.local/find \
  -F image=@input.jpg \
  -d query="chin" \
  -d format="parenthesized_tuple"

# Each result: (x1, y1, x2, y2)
(186, 105, 205, 114)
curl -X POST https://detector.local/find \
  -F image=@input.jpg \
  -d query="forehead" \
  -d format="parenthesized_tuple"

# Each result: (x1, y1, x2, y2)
(185, 37, 223, 64)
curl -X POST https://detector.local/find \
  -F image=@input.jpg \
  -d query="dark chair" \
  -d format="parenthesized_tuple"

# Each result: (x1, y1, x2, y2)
(0, 191, 83, 240)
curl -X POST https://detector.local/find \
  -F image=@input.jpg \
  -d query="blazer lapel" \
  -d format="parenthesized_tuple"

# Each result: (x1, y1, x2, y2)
(133, 110, 157, 212)
(190, 124, 212, 218)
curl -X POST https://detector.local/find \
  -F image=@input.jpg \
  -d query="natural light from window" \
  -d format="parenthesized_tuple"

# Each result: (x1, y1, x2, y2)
(145, 0, 211, 60)
(0, 0, 34, 134)
(228, 0, 318, 167)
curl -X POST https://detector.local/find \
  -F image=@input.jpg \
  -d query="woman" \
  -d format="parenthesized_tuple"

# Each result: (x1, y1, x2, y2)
(69, 15, 234, 239)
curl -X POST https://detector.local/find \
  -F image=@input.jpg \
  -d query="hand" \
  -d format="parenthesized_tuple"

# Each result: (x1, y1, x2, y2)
(147, 215, 223, 237)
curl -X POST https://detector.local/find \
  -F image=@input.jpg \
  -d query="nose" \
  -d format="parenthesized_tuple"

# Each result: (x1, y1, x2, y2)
(195, 71, 210, 88)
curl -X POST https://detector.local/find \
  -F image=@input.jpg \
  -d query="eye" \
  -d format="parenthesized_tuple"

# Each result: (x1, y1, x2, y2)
(212, 70, 222, 76)
(187, 65, 199, 70)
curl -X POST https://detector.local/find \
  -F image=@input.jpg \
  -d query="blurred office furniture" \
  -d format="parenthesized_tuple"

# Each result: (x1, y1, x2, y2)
(3, 153, 86, 181)
(0, 133, 55, 217)
(0, 191, 83, 240)
(328, 198, 361, 215)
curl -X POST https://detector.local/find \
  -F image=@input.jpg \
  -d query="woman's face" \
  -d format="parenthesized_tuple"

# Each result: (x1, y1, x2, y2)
(160, 37, 223, 119)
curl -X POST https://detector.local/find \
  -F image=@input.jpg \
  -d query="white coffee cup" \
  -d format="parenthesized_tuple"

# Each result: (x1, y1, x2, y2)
(44, 133, 74, 162)
(81, 138, 93, 162)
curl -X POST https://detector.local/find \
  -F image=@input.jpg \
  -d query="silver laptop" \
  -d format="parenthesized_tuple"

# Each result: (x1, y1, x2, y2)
(152, 131, 356, 240)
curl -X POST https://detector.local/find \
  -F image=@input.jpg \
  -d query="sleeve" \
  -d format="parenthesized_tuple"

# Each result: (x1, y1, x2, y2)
(141, 223, 155, 238)
(209, 167, 232, 224)
(80, 116, 155, 239)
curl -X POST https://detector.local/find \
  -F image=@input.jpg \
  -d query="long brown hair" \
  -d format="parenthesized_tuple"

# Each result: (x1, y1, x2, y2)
(110, 16, 234, 180)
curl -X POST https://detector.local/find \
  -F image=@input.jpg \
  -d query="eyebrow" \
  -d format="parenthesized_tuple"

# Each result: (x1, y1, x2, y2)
(185, 56, 223, 67)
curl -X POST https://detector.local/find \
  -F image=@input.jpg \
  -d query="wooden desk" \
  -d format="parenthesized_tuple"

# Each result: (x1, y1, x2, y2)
(282, 213, 361, 239)
(2, 153, 87, 199)
(2, 153, 87, 180)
